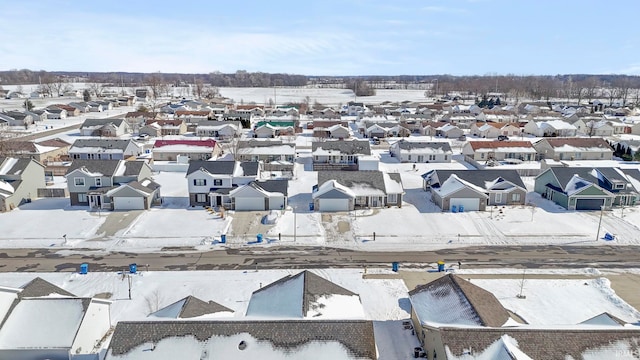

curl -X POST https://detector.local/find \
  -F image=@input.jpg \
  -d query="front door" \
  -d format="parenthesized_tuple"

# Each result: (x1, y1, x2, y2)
(89, 195, 102, 208)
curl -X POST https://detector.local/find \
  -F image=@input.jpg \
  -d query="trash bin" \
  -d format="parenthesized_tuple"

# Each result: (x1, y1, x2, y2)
(604, 233, 615, 241)
(451, 205, 457, 213)
(392, 262, 399, 272)
(437, 261, 445, 272)
(414, 347, 422, 358)
(129, 263, 137, 274)
(459, 205, 464, 212)
(309, 202, 314, 211)
(257, 233, 263, 243)
(220, 234, 226, 243)
(80, 263, 88, 275)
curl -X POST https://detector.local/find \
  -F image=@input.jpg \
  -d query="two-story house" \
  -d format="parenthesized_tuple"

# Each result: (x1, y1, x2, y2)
(186, 160, 261, 207)
(69, 139, 142, 160)
(0, 158, 46, 212)
(65, 159, 159, 210)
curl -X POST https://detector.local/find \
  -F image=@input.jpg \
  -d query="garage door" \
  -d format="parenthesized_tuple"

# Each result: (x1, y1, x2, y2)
(576, 198, 604, 210)
(319, 198, 350, 212)
(235, 197, 265, 211)
(450, 198, 480, 212)
(113, 197, 144, 210)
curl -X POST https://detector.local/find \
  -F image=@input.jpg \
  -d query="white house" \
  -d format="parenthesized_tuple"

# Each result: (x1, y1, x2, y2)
(389, 140, 452, 163)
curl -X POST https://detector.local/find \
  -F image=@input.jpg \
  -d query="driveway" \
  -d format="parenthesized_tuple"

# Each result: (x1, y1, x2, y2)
(91, 210, 144, 239)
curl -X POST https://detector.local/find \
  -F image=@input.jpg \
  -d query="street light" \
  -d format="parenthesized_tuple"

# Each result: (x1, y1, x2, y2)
(595, 204, 605, 241)
(293, 205, 297, 243)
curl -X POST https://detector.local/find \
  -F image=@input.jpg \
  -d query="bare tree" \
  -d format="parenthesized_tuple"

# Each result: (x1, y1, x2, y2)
(193, 79, 205, 99)
(146, 72, 165, 100)
(87, 83, 105, 98)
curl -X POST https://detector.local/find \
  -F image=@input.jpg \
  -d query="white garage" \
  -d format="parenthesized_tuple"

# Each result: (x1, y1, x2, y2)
(113, 197, 145, 210)
(318, 198, 350, 212)
(235, 197, 265, 211)
(449, 198, 480, 212)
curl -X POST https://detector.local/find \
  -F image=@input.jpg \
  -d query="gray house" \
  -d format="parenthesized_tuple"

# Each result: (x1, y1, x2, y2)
(423, 169, 527, 211)
(79, 118, 130, 137)
(65, 159, 158, 210)
(69, 139, 142, 160)
(389, 140, 452, 163)
(235, 139, 296, 172)
(186, 160, 261, 207)
(229, 179, 288, 211)
(0, 158, 46, 212)
(311, 140, 372, 171)
(313, 171, 404, 212)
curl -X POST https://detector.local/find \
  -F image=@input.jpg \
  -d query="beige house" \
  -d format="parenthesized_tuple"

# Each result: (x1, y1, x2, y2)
(462, 140, 537, 163)
(533, 137, 613, 161)
(0, 158, 46, 212)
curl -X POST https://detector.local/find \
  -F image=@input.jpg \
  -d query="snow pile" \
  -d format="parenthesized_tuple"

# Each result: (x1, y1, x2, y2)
(447, 335, 532, 360)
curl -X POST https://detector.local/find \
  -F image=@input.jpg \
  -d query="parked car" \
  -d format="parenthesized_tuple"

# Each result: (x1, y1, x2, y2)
(371, 136, 380, 145)
(497, 135, 509, 141)
(137, 134, 150, 140)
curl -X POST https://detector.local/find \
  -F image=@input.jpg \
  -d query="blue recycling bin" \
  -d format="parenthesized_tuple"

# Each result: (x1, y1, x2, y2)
(129, 263, 137, 274)
(459, 205, 464, 212)
(220, 234, 226, 243)
(604, 233, 615, 241)
(451, 205, 457, 213)
(437, 261, 445, 272)
(257, 233, 263, 243)
(392, 262, 399, 272)
(309, 202, 314, 211)
(79, 263, 88, 275)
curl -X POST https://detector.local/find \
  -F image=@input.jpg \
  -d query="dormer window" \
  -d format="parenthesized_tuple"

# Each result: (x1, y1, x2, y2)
(615, 183, 625, 189)
(95, 178, 102, 187)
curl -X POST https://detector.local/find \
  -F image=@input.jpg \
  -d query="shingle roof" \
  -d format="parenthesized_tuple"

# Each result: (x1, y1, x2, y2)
(540, 137, 613, 150)
(152, 295, 233, 319)
(409, 274, 509, 328)
(312, 140, 371, 155)
(250, 179, 288, 196)
(80, 118, 126, 128)
(424, 169, 526, 190)
(71, 138, 134, 151)
(251, 270, 357, 317)
(394, 139, 452, 152)
(108, 320, 376, 358)
(239, 161, 259, 176)
(468, 140, 534, 150)
(317, 171, 387, 193)
(440, 327, 640, 360)
(544, 167, 634, 193)
(123, 161, 146, 176)
(187, 160, 236, 175)
(19, 277, 75, 298)
(66, 159, 121, 176)
(238, 139, 284, 148)
(0, 158, 34, 176)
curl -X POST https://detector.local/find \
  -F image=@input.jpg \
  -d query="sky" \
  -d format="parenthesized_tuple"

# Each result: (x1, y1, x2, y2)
(1, 0, 639, 76)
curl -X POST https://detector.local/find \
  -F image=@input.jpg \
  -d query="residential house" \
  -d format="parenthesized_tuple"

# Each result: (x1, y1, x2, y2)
(50, 104, 80, 117)
(79, 118, 130, 137)
(0, 138, 70, 163)
(389, 140, 452, 163)
(422, 169, 527, 211)
(311, 140, 371, 171)
(346, 101, 366, 116)
(68, 102, 91, 113)
(149, 295, 234, 319)
(534, 167, 639, 210)
(186, 160, 261, 207)
(86, 102, 103, 112)
(69, 139, 142, 160)
(313, 170, 404, 211)
(235, 139, 296, 172)
(153, 139, 222, 161)
(0, 277, 111, 360)
(135, 89, 149, 102)
(0, 158, 46, 212)
(533, 137, 613, 161)
(470, 122, 521, 138)
(420, 121, 449, 136)
(435, 123, 464, 139)
(44, 106, 67, 119)
(462, 141, 537, 164)
(0, 111, 34, 127)
(312, 124, 351, 139)
(442, 113, 477, 128)
(523, 119, 578, 137)
(195, 122, 241, 140)
(105, 320, 376, 360)
(476, 109, 517, 123)
(246, 270, 364, 319)
(364, 122, 410, 138)
(65, 159, 159, 210)
(585, 120, 614, 137)
(229, 179, 288, 211)
(143, 119, 187, 136)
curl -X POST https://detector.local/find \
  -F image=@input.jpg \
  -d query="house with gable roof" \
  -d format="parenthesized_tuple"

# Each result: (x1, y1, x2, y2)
(152, 139, 222, 161)
(313, 170, 404, 212)
(229, 179, 288, 211)
(186, 160, 261, 207)
(523, 119, 578, 137)
(423, 169, 527, 211)
(0, 277, 111, 360)
(0, 157, 46, 212)
(150, 295, 234, 319)
(389, 139, 452, 163)
(246, 270, 364, 319)
(533, 137, 613, 161)
(79, 118, 130, 137)
(0, 138, 70, 163)
(462, 140, 538, 164)
(65, 159, 158, 210)
(534, 167, 639, 210)
(311, 140, 371, 171)
(69, 139, 142, 160)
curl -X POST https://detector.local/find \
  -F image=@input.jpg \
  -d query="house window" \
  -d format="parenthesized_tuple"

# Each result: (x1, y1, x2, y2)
(615, 184, 625, 189)
(95, 178, 102, 187)
(511, 193, 521, 202)
(480, 153, 485, 159)
(429, 155, 436, 161)
(408, 155, 412, 161)
(213, 179, 223, 186)
(74, 178, 85, 186)
(601, 152, 605, 159)
(575, 152, 582, 159)
(194, 179, 207, 186)
(444, 155, 448, 161)
(196, 193, 207, 203)
(388, 194, 397, 204)
(495, 193, 503, 203)
(78, 193, 87, 203)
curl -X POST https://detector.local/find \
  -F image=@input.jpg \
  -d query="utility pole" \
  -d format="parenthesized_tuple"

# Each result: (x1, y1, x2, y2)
(293, 206, 297, 242)
(595, 205, 605, 241)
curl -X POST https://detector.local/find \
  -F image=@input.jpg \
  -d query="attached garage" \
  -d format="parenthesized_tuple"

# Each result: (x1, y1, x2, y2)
(449, 198, 480, 212)
(113, 197, 145, 210)
(575, 198, 605, 210)
(318, 198, 350, 212)
(235, 197, 265, 211)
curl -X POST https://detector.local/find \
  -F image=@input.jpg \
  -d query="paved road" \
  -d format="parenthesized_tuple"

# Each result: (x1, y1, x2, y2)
(1, 245, 639, 273)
